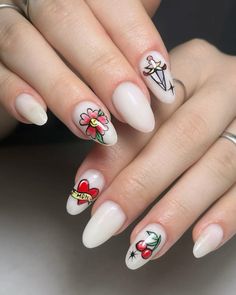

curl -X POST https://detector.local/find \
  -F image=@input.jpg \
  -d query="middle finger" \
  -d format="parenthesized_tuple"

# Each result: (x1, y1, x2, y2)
(26, 0, 155, 132)
(82, 73, 236, 248)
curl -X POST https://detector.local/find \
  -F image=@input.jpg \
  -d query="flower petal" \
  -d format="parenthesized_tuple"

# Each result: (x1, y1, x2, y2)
(86, 126, 96, 139)
(96, 124, 106, 135)
(88, 108, 99, 119)
(80, 113, 90, 125)
(97, 115, 109, 125)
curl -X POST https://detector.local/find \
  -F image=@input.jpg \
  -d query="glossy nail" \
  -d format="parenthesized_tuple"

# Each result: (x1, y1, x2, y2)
(140, 51, 175, 103)
(112, 82, 155, 133)
(193, 224, 224, 258)
(82, 201, 126, 248)
(66, 169, 105, 215)
(15, 93, 47, 126)
(125, 224, 166, 270)
(73, 101, 117, 146)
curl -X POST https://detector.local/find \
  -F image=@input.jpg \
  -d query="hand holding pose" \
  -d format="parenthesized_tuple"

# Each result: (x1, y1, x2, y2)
(67, 39, 236, 269)
(0, 0, 175, 145)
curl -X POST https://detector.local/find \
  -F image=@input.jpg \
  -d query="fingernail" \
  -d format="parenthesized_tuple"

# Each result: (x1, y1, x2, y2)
(66, 169, 105, 216)
(112, 82, 155, 133)
(140, 51, 175, 104)
(82, 201, 126, 248)
(73, 101, 117, 146)
(125, 224, 166, 270)
(15, 93, 48, 126)
(193, 224, 224, 258)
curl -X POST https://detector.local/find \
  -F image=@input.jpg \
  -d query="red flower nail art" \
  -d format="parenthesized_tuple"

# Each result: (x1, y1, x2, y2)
(79, 108, 109, 144)
(70, 179, 99, 205)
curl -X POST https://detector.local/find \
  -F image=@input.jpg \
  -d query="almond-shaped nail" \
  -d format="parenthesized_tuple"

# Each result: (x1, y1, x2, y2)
(82, 201, 126, 248)
(125, 224, 166, 270)
(66, 169, 105, 216)
(15, 93, 48, 126)
(112, 82, 155, 133)
(140, 51, 175, 104)
(193, 224, 224, 258)
(73, 101, 117, 146)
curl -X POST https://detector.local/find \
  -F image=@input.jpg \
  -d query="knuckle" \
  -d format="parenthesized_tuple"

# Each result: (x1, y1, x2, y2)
(36, 0, 77, 25)
(170, 110, 209, 154)
(184, 39, 214, 57)
(0, 21, 28, 54)
(205, 146, 236, 185)
(165, 196, 192, 220)
(87, 53, 121, 80)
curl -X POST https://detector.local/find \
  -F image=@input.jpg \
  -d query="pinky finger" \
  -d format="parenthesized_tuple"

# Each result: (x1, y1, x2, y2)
(0, 62, 47, 126)
(192, 182, 236, 258)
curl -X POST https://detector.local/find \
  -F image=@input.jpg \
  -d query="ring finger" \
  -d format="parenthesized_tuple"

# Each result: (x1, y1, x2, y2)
(125, 119, 236, 269)
(22, 0, 157, 133)
(0, 8, 118, 145)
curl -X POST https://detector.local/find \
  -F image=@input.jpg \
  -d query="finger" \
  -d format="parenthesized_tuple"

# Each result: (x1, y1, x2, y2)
(0, 9, 117, 145)
(86, 0, 175, 104)
(125, 120, 236, 269)
(81, 42, 236, 249)
(0, 62, 47, 125)
(141, 0, 162, 16)
(67, 39, 204, 214)
(26, 0, 155, 133)
(66, 42, 191, 215)
(192, 183, 236, 259)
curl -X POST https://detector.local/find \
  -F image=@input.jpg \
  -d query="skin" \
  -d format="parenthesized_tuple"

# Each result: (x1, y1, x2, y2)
(78, 39, 236, 258)
(0, 0, 163, 137)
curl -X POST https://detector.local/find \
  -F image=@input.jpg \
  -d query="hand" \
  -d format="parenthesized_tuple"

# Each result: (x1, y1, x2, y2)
(67, 39, 236, 269)
(0, 0, 175, 146)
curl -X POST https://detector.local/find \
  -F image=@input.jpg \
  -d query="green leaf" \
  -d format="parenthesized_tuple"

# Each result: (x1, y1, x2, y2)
(147, 231, 158, 239)
(98, 109, 104, 116)
(96, 131, 105, 144)
(153, 235, 162, 251)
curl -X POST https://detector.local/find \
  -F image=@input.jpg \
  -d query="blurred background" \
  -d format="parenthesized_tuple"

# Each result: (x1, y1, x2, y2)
(0, 1, 236, 294)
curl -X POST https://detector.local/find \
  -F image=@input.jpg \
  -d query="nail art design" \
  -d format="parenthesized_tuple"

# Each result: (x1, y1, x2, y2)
(126, 224, 166, 270)
(134, 231, 162, 260)
(140, 52, 175, 104)
(66, 169, 105, 216)
(70, 179, 99, 205)
(79, 108, 108, 144)
(73, 102, 117, 146)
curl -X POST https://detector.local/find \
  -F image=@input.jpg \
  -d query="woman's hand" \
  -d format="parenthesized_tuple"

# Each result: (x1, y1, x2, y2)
(0, 0, 174, 145)
(67, 39, 236, 269)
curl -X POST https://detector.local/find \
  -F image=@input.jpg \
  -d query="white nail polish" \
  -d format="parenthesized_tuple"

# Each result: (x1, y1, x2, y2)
(82, 201, 126, 248)
(15, 94, 48, 126)
(140, 51, 175, 104)
(112, 82, 155, 133)
(193, 224, 224, 258)
(125, 224, 166, 270)
(66, 169, 105, 216)
(73, 101, 117, 146)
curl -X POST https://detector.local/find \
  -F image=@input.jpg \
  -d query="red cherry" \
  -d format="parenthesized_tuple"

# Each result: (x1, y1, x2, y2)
(136, 240, 147, 252)
(141, 248, 152, 259)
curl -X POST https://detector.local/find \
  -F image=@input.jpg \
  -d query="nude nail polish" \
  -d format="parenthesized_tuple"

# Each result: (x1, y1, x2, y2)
(112, 82, 155, 133)
(125, 224, 166, 270)
(140, 51, 175, 104)
(193, 224, 224, 258)
(82, 201, 126, 248)
(66, 169, 105, 215)
(73, 101, 117, 146)
(15, 93, 48, 126)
